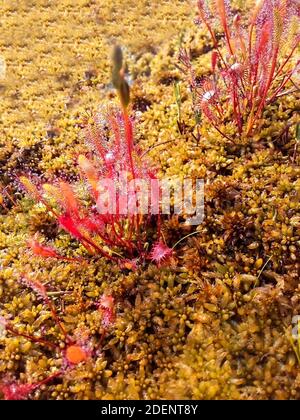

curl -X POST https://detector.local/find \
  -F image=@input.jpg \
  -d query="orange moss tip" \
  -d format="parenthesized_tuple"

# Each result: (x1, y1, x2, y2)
(65, 345, 88, 365)
(119, 258, 138, 271)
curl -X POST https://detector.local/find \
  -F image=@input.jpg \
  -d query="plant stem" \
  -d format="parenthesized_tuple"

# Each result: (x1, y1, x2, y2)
(172, 231, 200, 250)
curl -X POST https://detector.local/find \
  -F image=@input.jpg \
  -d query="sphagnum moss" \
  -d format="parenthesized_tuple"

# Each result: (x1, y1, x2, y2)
(1, 0, 300, 400)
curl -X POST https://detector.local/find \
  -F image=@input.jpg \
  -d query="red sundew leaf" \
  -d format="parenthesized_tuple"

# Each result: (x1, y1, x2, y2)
(256, 20, 272, 59)
(215, 0, 227, 26)
(0, 372, 61, 400)
(200, 100, 218, 123)
(98, 295, 116, 327)
(78, 216, 117, 248)
(197, 79, 220, 122)
(19, 176, 41, 202)
(233, 14, 247, 58)
(27, 236, 60, 259)
(226, 62, 245, 79)
(58, 214, 84, 240)
(59, 182, 80, 217)
(211, 51, 218, 73)
(197, 0, 214, 25)
(250, 0, 264, 25)
(42, 183, 61, 204)
(150, 241, 174, 266)
(79, 216, 105, 234)
(199, 78, 218, 101)
(77, 155, 99, 198)
(108, 114, 122, 156)
(0, 380, 38, 400)
(215, 0, 234, 54)
(20, 275, 48, 301)
(27, 235, 83, 265)
(84, 125, 106, 161)
(58, 214, 104, 255)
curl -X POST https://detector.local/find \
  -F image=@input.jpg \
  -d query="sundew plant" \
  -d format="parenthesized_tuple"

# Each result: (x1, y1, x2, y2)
(179, 0, 299, 139)
(19, 46, 175, 269)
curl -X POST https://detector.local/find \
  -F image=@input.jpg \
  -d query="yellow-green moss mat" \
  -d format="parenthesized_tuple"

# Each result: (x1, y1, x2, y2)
(0, 0, 299, 399)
